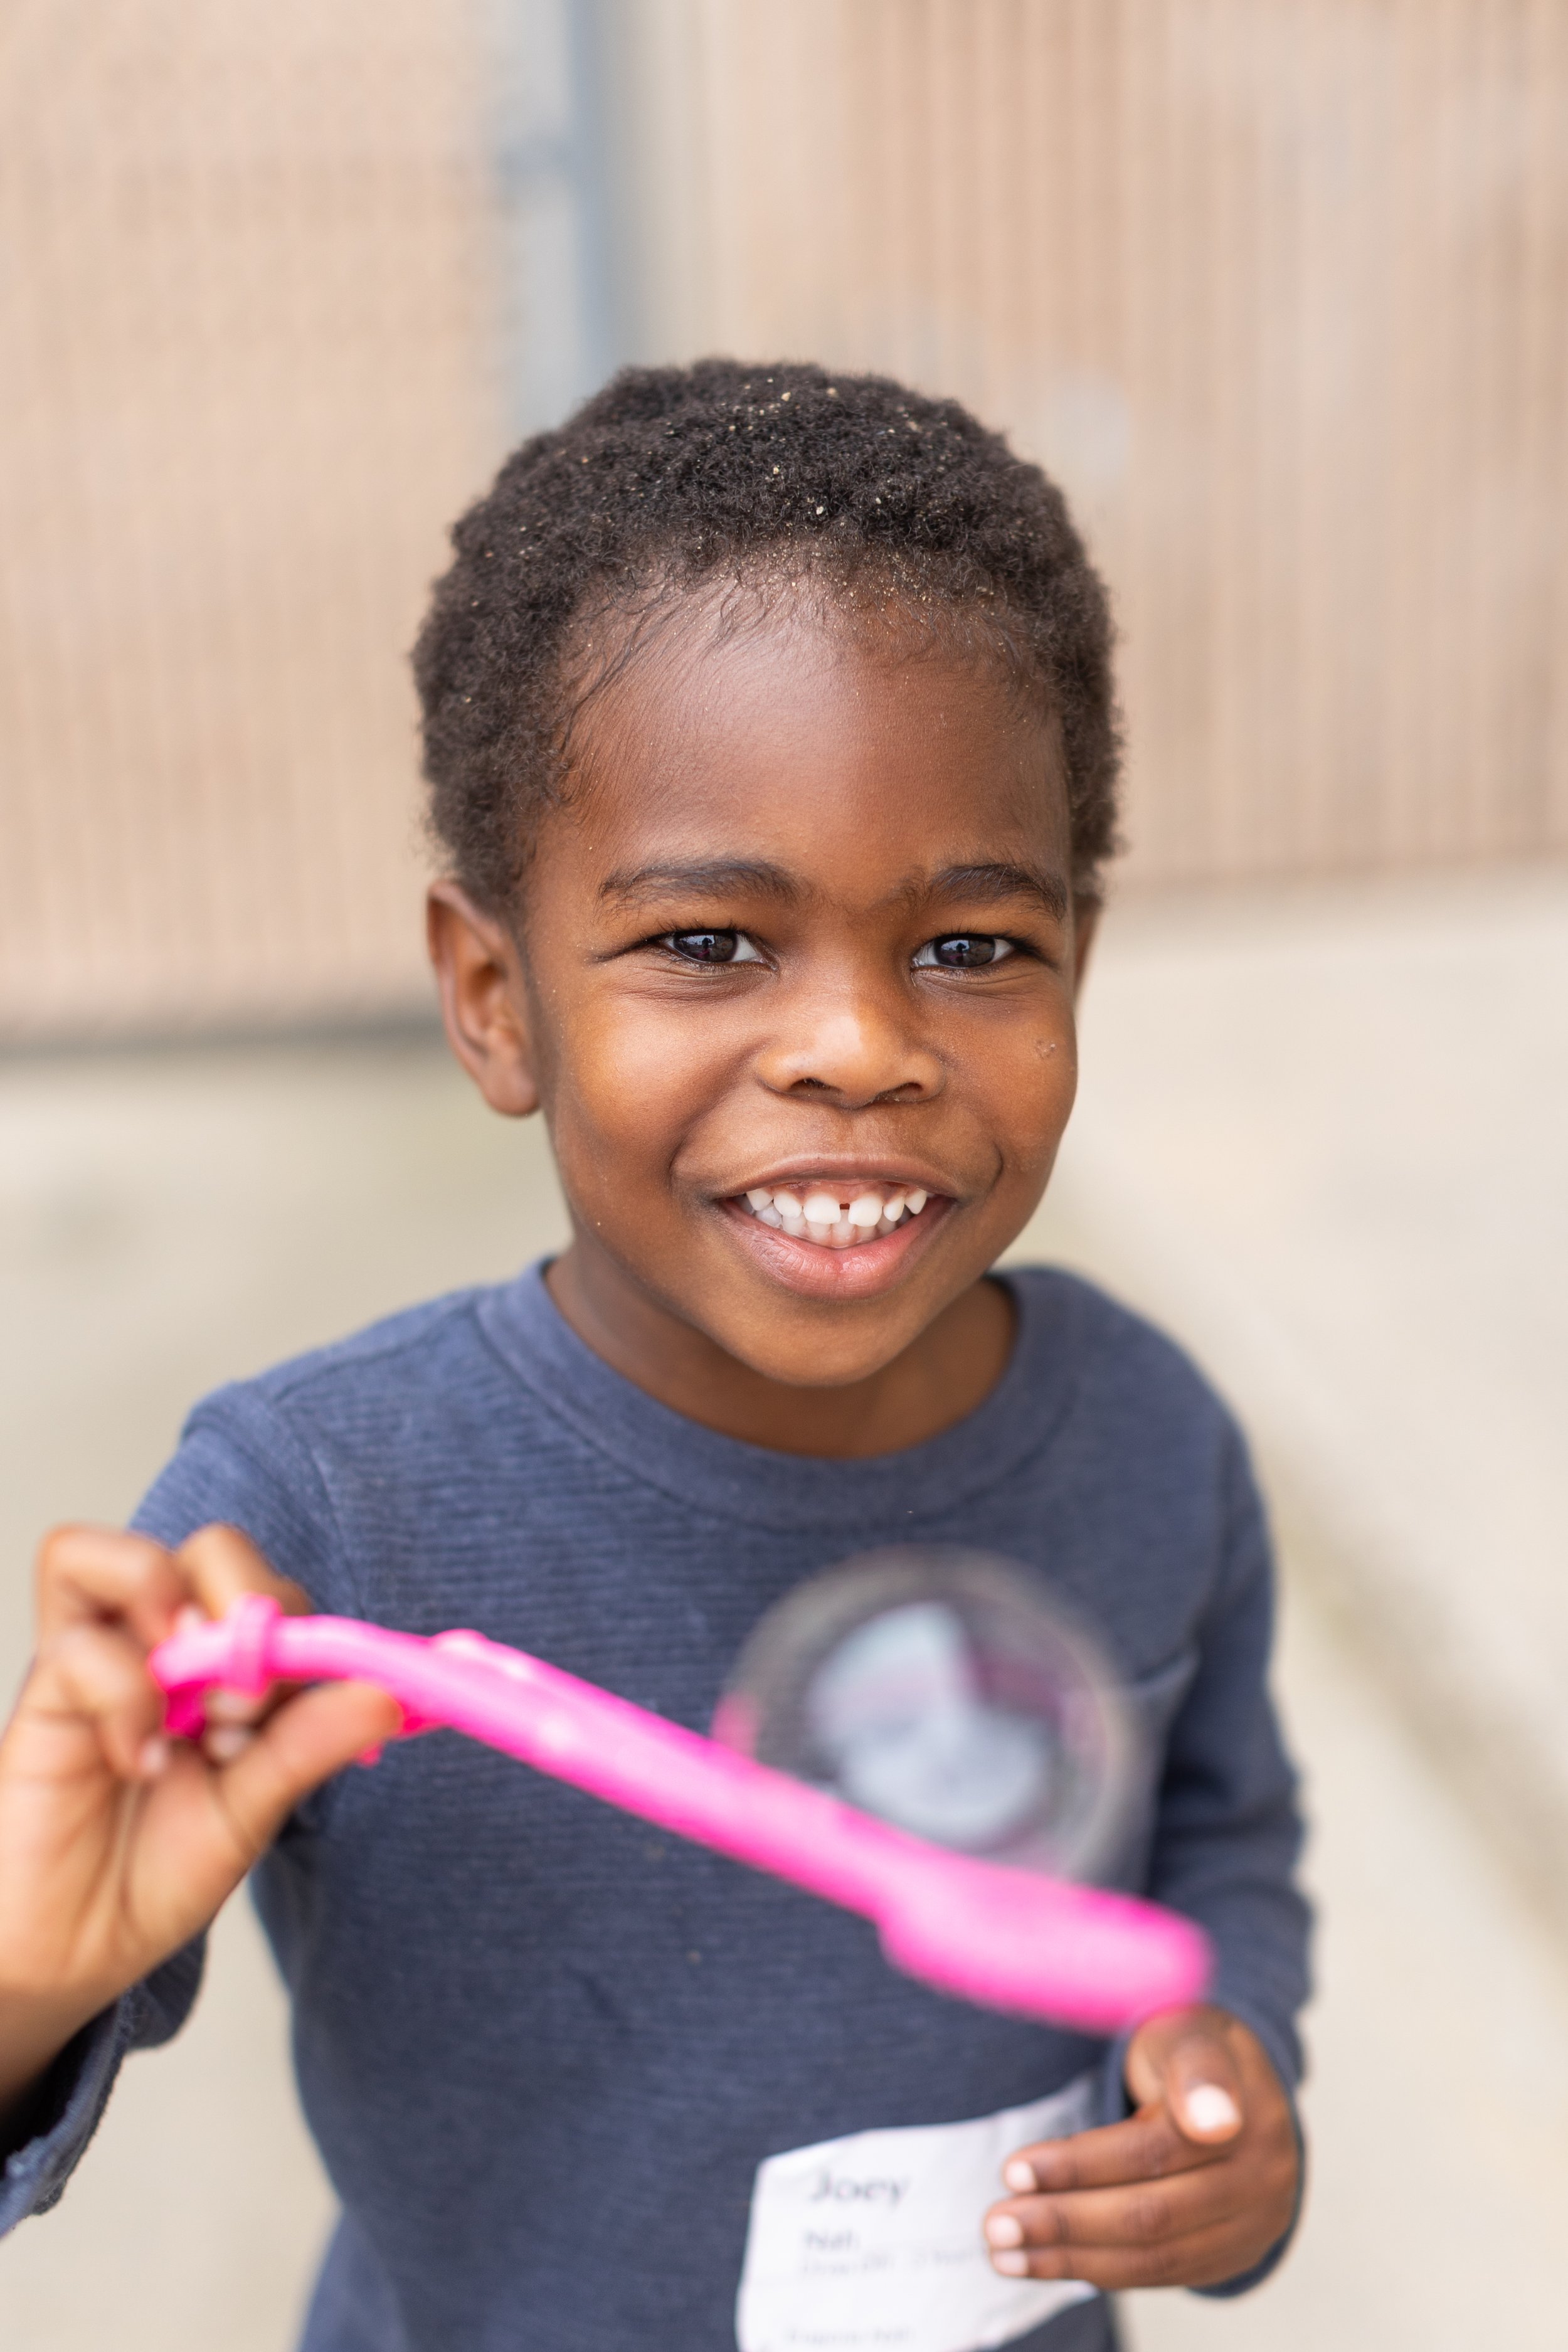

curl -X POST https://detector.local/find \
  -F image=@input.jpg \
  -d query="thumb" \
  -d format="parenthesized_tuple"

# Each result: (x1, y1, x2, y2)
(1125, 2006, 1245, 2146)
(203, 1680, 402, 1864)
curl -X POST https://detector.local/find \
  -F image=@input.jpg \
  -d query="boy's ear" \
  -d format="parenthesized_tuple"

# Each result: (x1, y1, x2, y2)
(1071, 899, 1100, 994)
(426, 882, 541, 1118)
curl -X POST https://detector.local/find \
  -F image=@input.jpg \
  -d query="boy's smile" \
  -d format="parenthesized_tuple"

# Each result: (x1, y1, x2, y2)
(430, 593, 1094, 1457)
(726, 1175, 941, 1292)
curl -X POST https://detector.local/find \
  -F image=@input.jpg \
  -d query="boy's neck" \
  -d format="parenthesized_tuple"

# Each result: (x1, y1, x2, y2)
(544, 1245, 1016, 1459)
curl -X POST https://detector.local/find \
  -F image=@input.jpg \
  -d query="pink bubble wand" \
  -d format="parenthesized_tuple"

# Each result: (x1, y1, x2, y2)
(150, 1594, 1210, 2037)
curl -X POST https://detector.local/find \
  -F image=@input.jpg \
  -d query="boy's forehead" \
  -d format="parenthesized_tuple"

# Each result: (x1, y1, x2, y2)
(560, 600, 1071, 882)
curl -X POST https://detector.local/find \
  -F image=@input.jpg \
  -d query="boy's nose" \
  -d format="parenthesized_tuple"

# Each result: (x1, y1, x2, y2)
(756, 1003, 945, 1108)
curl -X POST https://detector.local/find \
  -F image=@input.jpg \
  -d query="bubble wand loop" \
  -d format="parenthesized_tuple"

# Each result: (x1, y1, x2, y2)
(150, 1594, 1210, 2038)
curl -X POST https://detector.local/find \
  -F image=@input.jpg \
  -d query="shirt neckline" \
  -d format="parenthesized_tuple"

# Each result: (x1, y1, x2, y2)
(475, 1261, 1084, 1534)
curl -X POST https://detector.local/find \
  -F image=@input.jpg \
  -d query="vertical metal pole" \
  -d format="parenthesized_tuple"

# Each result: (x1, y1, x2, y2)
(563, 0, 622, 396)
(490, 0, 627, 441)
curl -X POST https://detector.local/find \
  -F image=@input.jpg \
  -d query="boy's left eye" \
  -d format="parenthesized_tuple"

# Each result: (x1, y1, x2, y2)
(660, 929, 765, 965)
(912, 935, 1018, 969)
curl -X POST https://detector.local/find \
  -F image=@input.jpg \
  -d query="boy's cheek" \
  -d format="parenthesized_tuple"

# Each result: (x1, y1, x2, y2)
(545, 999, 723, 1175)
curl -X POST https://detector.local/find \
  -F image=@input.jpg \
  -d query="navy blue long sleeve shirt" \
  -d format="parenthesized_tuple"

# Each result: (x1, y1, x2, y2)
(1, 1265, 1310, 2351)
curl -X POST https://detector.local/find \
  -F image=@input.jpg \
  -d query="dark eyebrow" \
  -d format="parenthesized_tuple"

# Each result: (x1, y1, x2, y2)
(921, 862, 1071, 922)
(598, 857, 806, 908)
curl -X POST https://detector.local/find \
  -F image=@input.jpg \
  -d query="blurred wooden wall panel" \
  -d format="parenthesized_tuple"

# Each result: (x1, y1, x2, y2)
(0, 0, 499, 1039)
(4, 1, 1565, 1040)
(620, 0, 1568, 887)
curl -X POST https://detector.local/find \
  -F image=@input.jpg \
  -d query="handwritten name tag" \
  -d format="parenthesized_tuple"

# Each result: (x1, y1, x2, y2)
(735, 2072, 1099, 2352)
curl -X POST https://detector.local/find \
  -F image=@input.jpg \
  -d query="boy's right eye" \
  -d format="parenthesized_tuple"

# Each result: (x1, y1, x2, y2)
(659, 930, 764, 965)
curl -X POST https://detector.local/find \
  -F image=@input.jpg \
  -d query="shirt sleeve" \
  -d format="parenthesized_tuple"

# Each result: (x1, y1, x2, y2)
(130, 1393, 354, 1607)
(1096, 1424, 1312, 2296)
(0, 1940, 205, 2236)
(0, 1394, 346, 2239)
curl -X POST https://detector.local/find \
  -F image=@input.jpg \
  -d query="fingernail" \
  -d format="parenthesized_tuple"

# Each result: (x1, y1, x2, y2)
(1003, 2159, 1036, 2193)
(992, 2251, 1029, 2277)
(985, 2214, 1024, 2249)
(138, 1736, 168, 1777)
(204, 1725, 253, 1763)
(205, 1687, 262, 1724)
(1186, 2084, 1241, 2134)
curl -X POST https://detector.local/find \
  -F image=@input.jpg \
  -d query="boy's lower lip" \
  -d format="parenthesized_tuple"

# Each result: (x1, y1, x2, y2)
(717, 1192, 951, 1299)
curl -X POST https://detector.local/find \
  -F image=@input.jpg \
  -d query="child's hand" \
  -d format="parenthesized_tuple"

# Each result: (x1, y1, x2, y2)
(0, 1523, 399, 2122)
(983, 2006, 1299, 2291)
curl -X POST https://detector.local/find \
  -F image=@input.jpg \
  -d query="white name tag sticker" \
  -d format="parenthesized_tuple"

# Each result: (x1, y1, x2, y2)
(735, 2072, 1099, 2352)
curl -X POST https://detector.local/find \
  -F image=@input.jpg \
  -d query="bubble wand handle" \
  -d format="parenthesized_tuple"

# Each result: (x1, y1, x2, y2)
(150, 1596, 1210, 2037)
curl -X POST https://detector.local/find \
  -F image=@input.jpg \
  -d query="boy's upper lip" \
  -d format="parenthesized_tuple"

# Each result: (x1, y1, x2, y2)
(717, 1157, 956, 1199)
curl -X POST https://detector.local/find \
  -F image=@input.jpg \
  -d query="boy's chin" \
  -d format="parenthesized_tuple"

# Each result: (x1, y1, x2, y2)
(687, 1264, 975, 1394)
(711, 1322, 929, 1392)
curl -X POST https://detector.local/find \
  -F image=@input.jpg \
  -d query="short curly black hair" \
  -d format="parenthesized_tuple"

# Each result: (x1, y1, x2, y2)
(414, 359, 1121, 908)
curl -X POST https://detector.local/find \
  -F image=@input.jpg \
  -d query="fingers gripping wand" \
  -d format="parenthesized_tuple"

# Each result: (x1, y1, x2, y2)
(150, 1593, 1210, 2038)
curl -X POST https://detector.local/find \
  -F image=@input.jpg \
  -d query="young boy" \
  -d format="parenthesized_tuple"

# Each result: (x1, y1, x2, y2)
(0, 362, 1308, 2352)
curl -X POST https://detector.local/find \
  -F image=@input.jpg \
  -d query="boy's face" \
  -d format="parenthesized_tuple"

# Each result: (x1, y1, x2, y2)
(433, 598, 1091, 1394)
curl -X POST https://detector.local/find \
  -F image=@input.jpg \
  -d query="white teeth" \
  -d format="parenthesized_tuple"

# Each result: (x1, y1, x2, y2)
(740, 1180, 936, 1250)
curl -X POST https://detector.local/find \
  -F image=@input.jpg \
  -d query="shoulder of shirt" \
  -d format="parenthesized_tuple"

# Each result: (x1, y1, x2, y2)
(177, 1281, 506, 1445)
(1005, 1262, 1242, 1441)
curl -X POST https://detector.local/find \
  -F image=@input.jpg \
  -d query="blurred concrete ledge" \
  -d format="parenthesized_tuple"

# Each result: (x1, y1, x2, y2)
(1006, 859, 1568, 1946)
(0, 1003, 443, 1064)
